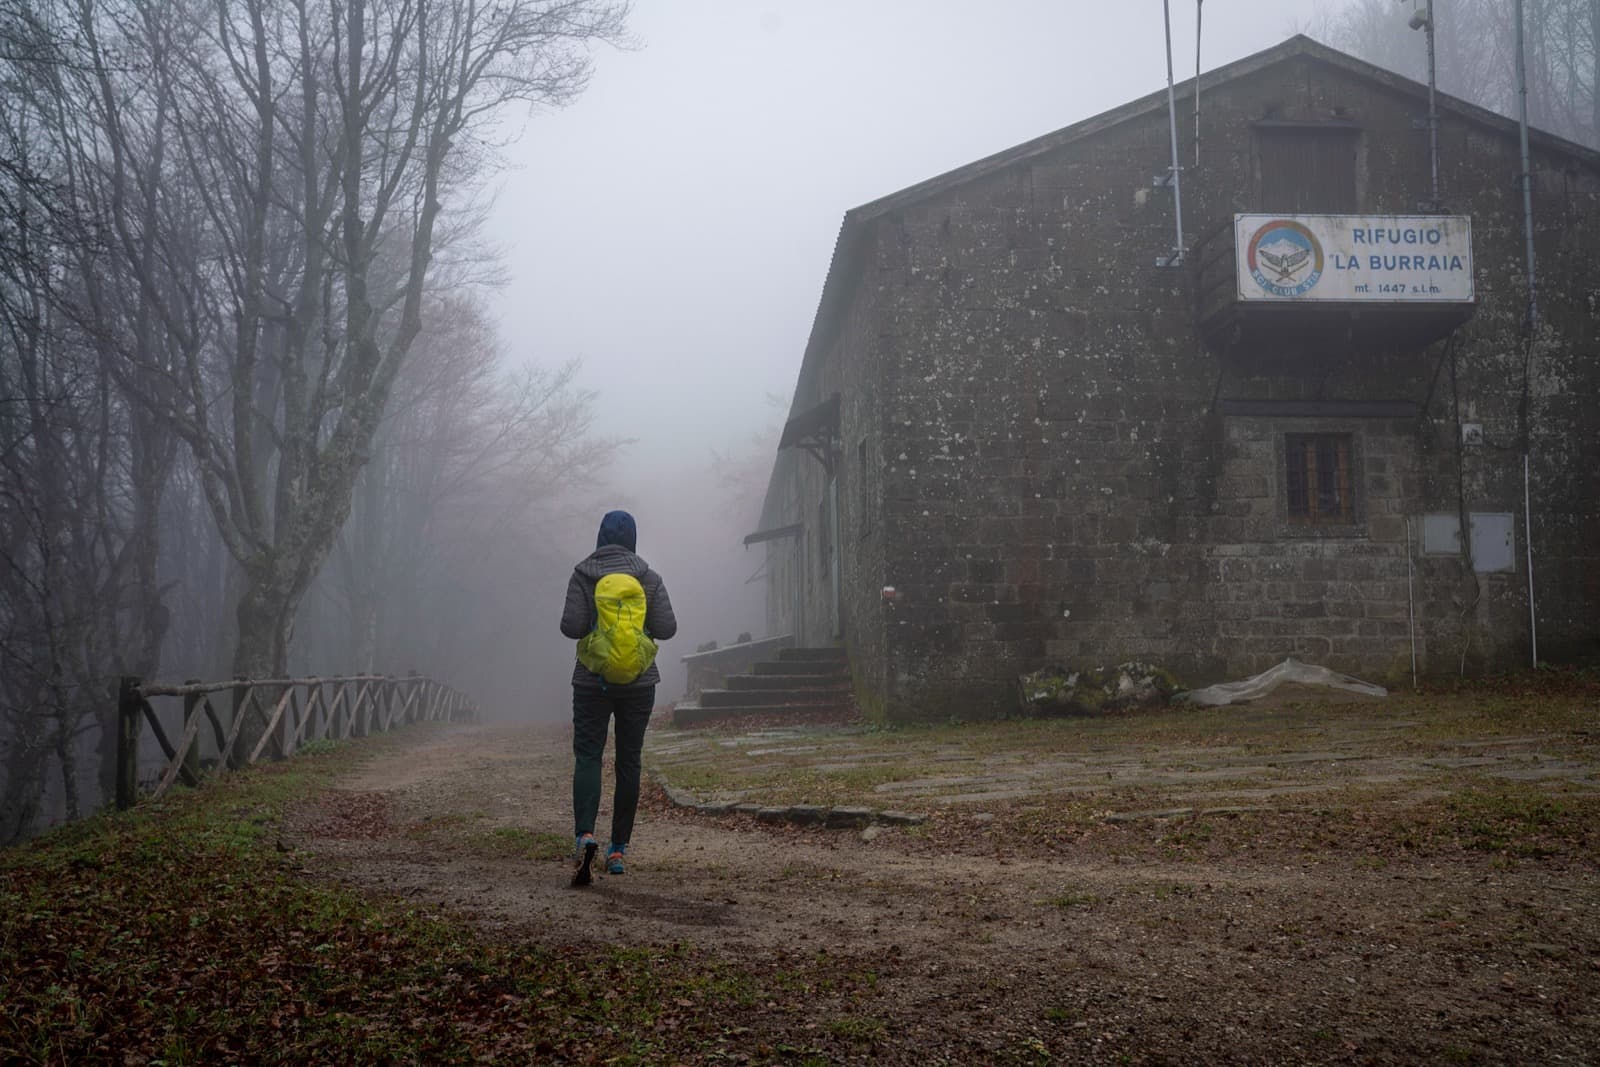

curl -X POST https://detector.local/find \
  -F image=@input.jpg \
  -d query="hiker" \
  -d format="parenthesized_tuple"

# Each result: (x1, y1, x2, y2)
(560, 509, 676, 885)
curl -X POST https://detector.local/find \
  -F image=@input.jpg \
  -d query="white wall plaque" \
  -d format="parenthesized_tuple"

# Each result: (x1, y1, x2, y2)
(1235, 214, 1474, 304)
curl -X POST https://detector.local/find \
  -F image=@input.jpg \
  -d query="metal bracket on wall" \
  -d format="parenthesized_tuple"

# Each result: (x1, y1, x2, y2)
(797, 439, 837, 477)
(778, 393, 841, 477)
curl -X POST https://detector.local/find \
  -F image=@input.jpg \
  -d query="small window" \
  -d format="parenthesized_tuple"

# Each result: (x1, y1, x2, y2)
(1285, 433, 1353, 525)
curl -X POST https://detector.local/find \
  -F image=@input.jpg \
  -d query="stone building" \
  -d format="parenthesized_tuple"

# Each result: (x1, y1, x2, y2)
(747, 36, 1600, 723)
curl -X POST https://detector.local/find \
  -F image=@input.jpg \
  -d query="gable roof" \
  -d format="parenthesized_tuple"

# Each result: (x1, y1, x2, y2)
(790, 33, 1597, 403)
(755, 32, 1598, 538)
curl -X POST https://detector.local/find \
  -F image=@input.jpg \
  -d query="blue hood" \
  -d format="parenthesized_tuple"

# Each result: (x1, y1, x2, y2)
(596, 510, 637, 553)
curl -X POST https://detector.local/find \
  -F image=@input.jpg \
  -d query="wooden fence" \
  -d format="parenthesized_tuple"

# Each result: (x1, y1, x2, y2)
(115, 674, 475, 809)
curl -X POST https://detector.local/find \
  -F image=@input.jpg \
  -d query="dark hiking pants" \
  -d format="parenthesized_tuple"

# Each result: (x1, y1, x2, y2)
(571, 685, 655, 847)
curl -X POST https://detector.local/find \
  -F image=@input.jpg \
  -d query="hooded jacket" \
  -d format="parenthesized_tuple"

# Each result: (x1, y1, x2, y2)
(560, 544, 677, 689)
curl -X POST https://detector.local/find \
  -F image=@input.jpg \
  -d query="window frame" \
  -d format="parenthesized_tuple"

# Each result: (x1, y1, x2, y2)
(1274, 430, 1365, 537)
(1252, 121, 1363, 214)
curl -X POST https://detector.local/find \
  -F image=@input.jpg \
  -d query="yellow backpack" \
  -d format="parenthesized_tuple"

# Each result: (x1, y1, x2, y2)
(576, 572, 658, 684)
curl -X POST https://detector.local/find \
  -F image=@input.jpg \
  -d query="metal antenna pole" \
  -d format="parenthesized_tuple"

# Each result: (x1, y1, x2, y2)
(1425, 0, 1439, 208)
(1194, 0, 1203, 169)
(1514, 0, 1538, 333)
(1162, 0, 1185, 266)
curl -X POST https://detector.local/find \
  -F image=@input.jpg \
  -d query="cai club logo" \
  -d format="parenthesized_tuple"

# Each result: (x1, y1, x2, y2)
(1245, 219, 1324, 297)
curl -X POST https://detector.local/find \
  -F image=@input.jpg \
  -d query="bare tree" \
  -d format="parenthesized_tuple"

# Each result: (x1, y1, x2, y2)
(1312, 0, 1598, 149)
(298, 292, 616, 691)
(0, 0, 140, 838)
(0, 0, 630, 833)
(75, 0, 629, 691)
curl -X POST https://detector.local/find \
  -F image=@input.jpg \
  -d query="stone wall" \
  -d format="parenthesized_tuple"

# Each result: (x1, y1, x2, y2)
(764, 47, 1600, 726)
(775, 48, 1600, 723)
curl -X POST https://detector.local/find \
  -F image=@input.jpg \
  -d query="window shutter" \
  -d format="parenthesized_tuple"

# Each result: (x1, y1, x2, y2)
(1257, 127, 1359, 214)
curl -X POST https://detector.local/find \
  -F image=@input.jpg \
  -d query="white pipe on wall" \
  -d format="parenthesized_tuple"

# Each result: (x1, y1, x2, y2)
(1406, 517, 1418, 689)
(1514, 0, 1540, 668)
(1525, 453, 1538, 666)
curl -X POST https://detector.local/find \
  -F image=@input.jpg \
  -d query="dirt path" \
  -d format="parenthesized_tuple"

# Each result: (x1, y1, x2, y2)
(293, 721, 1600, 1064)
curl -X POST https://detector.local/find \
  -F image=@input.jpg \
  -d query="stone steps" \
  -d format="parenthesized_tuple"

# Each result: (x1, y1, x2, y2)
(671, 701, 854, 726)
(673, 645, 853, 726)
(751, 659, 842, 676)
(725, 673, 848, 691)
(775, 647, 848, 662)
(697, 685, 848, 708)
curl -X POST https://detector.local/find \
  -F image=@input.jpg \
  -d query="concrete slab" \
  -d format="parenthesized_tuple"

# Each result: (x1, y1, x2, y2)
(922, 789, 1038, 806)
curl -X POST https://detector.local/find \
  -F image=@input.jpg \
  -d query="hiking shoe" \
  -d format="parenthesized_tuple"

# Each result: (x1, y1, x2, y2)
(572, 833, 598, 887)
(605, 843, 626, 876)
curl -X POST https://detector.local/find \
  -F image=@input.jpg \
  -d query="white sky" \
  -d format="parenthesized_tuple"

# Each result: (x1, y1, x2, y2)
(489, 1, 1345, 466)
(471, 1, 1397, 690)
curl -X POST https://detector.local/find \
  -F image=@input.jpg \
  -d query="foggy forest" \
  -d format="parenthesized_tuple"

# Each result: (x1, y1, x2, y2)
(2, 0, 1596, 841)
(4, 0, 1600, 1062)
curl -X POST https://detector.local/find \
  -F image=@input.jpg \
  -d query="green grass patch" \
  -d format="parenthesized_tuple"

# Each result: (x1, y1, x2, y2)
(1441, 785, 1588, 857)
(826, 1013, 887, 1044)
(403, 810, 483, 840)
(459, 827, 569, 859)
(658, 757, 928, 806)
(650, 669, 1600, 848)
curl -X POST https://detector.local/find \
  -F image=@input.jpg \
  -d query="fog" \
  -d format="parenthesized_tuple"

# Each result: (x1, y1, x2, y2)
(6, 0, 1498, 838)
(488, 1, 1327, 713)
(500, 1, 1327, 458)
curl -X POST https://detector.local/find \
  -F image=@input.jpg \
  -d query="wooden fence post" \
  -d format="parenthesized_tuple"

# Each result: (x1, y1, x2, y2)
(228, 678, 248, 769)
(181, 680, 203, 784)
(328, 680, 342, 739)
(269, 683, 288, 761)
(350, 681, 366, 738)
(116, 676, 142, 810)
(285, 686, 302, 757)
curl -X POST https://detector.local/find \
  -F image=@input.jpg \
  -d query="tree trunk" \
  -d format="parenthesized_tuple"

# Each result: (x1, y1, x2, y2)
(352, 598, 380, 675)
(56, 727, 81, 822)
(230, 576, 292, 761)
(99, 414, 174, 806)
(233, 577, 291, 681)
(0, 716, 49, 845)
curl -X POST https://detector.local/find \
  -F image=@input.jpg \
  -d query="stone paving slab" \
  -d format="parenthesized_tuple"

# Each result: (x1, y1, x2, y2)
(871, 774, 1015, 794)
(920, 788, 1038, 806)
(647, 765, 928, 829)
(1263, 752, 1369, 765)
(643, 714, 1600, 824)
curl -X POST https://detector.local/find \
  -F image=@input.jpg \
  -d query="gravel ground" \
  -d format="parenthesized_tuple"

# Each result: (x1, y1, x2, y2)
(290, 702, 1600, 1065)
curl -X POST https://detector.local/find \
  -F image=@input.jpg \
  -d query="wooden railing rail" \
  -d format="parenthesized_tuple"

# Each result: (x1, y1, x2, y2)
(115, 673, 476, 809)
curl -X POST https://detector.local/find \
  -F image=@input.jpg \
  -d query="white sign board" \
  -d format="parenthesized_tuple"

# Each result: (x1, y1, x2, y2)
(1234, 214, 1474, 303)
